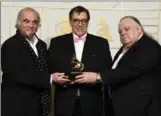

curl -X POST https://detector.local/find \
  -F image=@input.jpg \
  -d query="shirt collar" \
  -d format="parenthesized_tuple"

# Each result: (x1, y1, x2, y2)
(26, 35, 38, 46)
(73, 33, 87, 39)
(137, 33, 143, 41)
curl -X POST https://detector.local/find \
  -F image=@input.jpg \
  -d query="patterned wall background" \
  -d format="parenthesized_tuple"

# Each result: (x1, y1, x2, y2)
(1, 2, 161, 58)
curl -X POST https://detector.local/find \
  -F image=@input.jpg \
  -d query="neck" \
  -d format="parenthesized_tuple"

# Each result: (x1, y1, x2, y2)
(26, 35, 34, 40)
(73, 33, 87, 38)
(123, 45, 130, 51)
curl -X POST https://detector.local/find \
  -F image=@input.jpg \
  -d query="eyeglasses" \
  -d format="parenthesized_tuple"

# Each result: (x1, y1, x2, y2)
(72, 19, 88, 25)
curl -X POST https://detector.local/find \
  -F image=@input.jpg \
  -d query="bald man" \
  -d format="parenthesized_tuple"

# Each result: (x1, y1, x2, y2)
(101, 16, 161, 116)
(1, 7, 51, 116)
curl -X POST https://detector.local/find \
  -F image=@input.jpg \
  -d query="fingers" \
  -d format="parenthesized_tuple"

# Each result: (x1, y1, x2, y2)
(75, 72, 97, 84)
(75, 74, 84, 79)
(75, 78, 85, 83)
(75, 74, 84, 83)
(70, 81, 75, 84)
(52, 72, 71, 84)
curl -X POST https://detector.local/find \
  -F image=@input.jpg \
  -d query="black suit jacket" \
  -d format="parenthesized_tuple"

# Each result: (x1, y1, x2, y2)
(102, 34, 161, 116)
(1, 31, 50, 116)
(48, 33, 112, 116)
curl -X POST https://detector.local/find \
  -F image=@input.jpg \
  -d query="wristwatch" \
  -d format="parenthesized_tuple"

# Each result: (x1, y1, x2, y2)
(95, 74, 102, 83)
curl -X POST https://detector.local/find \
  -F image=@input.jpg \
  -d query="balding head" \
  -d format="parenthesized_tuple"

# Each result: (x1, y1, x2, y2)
(119, 16, 144, 32)
(15, 7, 41, 29)
(15, 7, 41, 39)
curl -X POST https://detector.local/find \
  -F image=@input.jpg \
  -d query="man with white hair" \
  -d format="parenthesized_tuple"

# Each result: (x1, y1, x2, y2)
(1, 7, 51, 116)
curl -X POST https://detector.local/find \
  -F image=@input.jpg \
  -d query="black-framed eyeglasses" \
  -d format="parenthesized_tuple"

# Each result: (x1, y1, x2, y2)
(72, 19, 88, 25)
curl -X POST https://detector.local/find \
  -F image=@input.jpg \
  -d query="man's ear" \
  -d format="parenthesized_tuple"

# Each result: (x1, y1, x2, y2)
(17, 20, 21, 27)
(38, 23, 41, 28)
(136, 24, 142, 34)
(138, 26, 143, 34)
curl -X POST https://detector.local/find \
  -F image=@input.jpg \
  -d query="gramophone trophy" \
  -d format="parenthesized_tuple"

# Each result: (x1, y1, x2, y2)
(69, 54, 84, 81)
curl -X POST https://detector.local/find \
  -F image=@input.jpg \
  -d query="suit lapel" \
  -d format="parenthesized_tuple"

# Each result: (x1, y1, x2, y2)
(81, 34, 92, 63)
(66, 33, 75, 60)
(19, 35, 38, 59)
(112, 46, 123, 64)
(18, 32, 48, 73)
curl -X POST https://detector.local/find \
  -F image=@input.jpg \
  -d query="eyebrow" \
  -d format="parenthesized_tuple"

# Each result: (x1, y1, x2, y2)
(23, 19, 38, 22)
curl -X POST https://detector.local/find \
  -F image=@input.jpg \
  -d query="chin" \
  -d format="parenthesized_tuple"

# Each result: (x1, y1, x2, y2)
(76, 34, 82, 37)
(26, 34, 34, 39)
(79, 32, 85, 36)
(123, 40, 130, 44)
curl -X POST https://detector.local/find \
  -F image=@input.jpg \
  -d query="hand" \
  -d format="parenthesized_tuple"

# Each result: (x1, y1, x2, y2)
(51, 72, 71, 84)
(74, 72, 98, 84)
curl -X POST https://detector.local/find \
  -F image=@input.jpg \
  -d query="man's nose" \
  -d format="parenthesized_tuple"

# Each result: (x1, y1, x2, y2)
(78, 21, 83, 26)
(121, 30, 126, 35)
(28, 22, 34, 27)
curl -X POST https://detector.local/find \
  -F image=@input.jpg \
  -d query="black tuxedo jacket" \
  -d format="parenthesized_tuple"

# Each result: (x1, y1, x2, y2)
(48, 33, 112, 116)
(1, 31, 50, 116)
(102, 34, 161, 116)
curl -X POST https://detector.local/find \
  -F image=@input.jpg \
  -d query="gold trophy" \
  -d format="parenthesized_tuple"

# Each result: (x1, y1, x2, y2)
(69, 54, 84, 81)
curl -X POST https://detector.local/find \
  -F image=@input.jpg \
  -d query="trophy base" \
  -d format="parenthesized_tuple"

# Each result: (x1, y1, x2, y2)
(68, 72, 82, 81)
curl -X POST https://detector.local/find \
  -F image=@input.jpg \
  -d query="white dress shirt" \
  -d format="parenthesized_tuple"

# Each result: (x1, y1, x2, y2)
(73, 33, 87, 62)
(111, 49, 127, 69)
(73, 33, 87, 96)
(26, 36, 38, 56)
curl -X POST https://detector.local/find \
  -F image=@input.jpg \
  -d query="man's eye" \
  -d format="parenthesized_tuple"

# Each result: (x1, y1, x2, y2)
(23, 19, 38, 25)
(82, 19, 87, 23)
(125, 28, 130, 31)
(73, 19, 79, 23)
(23, 19, 30, 23)
(33, 20, 38, 24)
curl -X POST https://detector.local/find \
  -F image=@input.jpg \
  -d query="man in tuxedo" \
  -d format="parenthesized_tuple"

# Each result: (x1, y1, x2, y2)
(1, 7, 51, 116)
(101, 16, 161, 116)
(48, 6, 112, 116)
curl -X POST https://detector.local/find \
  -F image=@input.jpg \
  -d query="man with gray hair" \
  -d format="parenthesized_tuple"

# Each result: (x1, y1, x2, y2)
(101, 16, 161, 116)
(1, 7, 51, 116)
